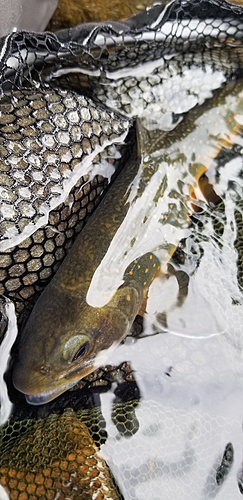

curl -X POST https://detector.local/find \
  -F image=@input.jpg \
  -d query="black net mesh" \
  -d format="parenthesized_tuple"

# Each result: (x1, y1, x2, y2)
(0, 87, 132, 320)
(0, 409, 124, 500)
(1, 1, 243, 499)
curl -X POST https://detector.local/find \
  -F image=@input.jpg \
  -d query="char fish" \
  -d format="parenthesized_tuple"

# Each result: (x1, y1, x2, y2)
(12, 126, 162, 404)
(1, 0, 243, 325)
(13, 78, 243, 405)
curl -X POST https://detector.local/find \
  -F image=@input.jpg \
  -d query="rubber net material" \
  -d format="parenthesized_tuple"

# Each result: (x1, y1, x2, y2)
(1, 1, 243, 499)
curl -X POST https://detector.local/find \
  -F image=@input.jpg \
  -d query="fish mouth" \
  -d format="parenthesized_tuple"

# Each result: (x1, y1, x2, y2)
(24, 380, 78, 405)
(13, 354, 96, 405)
(15, 344, 116, 405)
(19, 357, 98, 405)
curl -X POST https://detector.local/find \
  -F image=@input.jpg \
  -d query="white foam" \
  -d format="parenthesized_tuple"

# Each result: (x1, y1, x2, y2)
(0, 484, 10, 500)
(0, 128, 129, 252)
(0, 298, 18, 426)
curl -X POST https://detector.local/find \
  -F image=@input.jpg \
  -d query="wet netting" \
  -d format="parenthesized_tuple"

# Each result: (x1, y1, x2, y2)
(1, 0, 243, 499)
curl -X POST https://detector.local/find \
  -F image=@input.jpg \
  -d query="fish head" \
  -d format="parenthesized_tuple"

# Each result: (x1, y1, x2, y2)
(12, 281, 141, 405)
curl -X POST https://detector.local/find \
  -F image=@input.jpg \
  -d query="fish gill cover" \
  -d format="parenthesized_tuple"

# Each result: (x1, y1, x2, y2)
(1, 0, 243, 499)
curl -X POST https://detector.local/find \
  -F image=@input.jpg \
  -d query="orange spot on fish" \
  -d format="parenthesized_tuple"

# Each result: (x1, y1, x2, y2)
(145, 268, 149, 274)
(129, 270, 133, 275)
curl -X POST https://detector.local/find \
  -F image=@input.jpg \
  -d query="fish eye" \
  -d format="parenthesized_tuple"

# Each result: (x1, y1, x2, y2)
(62, 334, 90, 362)
(72, 341, 90, 362)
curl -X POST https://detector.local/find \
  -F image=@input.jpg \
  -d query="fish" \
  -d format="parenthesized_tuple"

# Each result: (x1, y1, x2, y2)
(13, 78, 243, 405)
(1, 0, 243, 327)
(1, 11, 243, 500)
(12, 125, 162, 404)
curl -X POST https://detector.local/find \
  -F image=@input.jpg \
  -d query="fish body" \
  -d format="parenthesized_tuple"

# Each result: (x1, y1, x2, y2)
(13, 78, 243, 404)
(1, 2, 243, 320)
(13, 129, 161, 404)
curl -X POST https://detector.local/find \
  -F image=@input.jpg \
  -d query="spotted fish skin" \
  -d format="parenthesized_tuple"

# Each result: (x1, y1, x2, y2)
(12, 130, 161, 404)
(0, 87, 130, 321)
(13, 79, 243, 405)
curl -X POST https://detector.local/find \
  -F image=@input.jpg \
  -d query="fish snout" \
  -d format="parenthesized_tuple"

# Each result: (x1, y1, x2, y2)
(12, 358, 52, 395)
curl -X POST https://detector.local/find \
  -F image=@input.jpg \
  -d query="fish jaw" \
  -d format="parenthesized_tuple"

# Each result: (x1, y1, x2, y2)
(24, 381, 79, 405)
(12, 283, 143, 405)
(22, 341, 123, 405)
(14, 337, 121, 405)
(13, 343, 98, 405)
